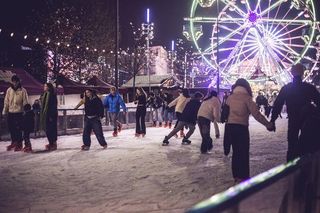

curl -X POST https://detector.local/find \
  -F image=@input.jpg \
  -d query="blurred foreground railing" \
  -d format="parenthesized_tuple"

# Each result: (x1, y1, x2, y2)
(0, 107, 153, 141)
(187, 153, 320, 213)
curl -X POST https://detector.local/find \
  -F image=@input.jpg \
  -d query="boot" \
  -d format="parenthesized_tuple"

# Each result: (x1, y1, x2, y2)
(112, 130, 118, 137)
(118, 123, 122, 132)
(6, 142, 16, 151)
(179, 130, 185, 138)
(164, 122, 168, 128)
(14, 142, 23, 152)
(141, 134, 145, 137)
(152, 121, 156, 127)
(159, 122, 162, 127)
(182, 137, 191, 145)
(23, 145, 33, 153)
(162, 136, 169, 146)
(45, 142, 57, 151)
(81, 145, 90, 151)
(168, 122, 172, 129)
(135, 133, 140, 137)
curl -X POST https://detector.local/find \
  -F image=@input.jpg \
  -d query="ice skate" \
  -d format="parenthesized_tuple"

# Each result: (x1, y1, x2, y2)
(6, 143, 16, 151)
(181, 137, 191, 145)
(152, 121, 156, 127)
(141, 134, 145, 137)
(23, 145, 32, 153)
(14, 143, 23, 152)
(135, 133, 140, 137)
(215, 134, 220, 139)
(102, 144, 108, 149)
(118, 123, 122, 132)
(112, 130, 118, 137)
(179, 130, 185, 138)
(81, 145, 90, 151)
(164, 122, 168, 128)
(45, 143, 57, 151)
(162, 136, 169, 146)
(159, 122, 162, 127)
(168, 123, 172, 129)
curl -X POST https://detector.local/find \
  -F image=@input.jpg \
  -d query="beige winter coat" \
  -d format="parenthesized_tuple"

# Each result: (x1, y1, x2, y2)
(2, 87, 29, 114)
(168, 94, 190, 113)
(197, 96, 221, 122)
(226, 86, 269, 126)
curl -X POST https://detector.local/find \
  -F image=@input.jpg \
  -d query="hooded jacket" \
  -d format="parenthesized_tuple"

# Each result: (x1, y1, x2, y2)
(103, 93, 127, 113)
(3, 86, 28, 114)
(226, 86, 269, 126)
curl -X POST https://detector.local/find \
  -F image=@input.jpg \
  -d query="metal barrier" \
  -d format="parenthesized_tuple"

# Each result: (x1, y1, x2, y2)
(0, 107, 153, 140)
(187, 153, 320, 213)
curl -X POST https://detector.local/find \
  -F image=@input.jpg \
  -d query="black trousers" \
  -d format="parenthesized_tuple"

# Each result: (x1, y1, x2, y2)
(136, 106, 146, 134)
(83, 117, 107, 147)
(224, 124, 250, 179)
(174, 112, 182, 128)
(7, 112, 23, 144)
(287, 119, 301, 162)
(46, 117, 57, 144)
(23, 131, 31, 146)
(198, 116, 213, 153)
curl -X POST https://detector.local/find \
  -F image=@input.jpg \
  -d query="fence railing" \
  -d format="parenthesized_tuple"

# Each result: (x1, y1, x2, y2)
(187, 153, 320, 213)
(0, 107, 153, 140)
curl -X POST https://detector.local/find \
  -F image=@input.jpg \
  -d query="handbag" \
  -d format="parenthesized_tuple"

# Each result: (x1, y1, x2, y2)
(220, 103, 230, 123)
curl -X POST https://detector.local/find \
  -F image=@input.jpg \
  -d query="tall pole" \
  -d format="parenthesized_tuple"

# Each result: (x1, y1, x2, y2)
(184, 53, 187, 88)
(146, 8, 151, 93)
(115, 0, 119, 89)
(216, 0, 220, 94)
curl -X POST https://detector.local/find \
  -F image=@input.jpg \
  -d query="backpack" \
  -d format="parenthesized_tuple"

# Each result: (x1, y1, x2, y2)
(220, 103, 230, 123)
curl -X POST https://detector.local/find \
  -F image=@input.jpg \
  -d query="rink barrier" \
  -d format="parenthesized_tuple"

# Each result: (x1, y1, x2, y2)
(0, 107, 155, 141)
(187, 153, 320, 213)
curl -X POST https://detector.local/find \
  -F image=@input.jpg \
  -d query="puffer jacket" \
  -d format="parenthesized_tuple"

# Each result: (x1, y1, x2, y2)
(103, 93, 127, 113)
(168, 94, 190, 113)
(197, 96, 221, 122)
(3, 86, 28, 114)
(226, 86, 269, 126)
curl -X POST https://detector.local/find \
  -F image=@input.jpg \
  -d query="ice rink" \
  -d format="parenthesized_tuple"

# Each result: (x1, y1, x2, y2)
(0, 117, 288, 213)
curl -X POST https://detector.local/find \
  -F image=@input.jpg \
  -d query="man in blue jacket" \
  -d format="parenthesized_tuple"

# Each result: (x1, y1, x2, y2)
(103, 87, 127, 137)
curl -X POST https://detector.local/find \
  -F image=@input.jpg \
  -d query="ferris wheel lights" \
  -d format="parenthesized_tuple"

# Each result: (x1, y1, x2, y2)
(298, 11, 304, 17)
(240, 0, 246, 4)
(197, 0, 214, 8)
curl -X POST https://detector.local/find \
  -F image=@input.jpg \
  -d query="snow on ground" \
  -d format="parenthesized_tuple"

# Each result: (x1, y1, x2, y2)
(0, 117, 288, 213)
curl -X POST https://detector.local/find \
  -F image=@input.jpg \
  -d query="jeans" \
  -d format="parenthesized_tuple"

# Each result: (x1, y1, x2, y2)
(163, 109, 173, 123)
(167, 121, 195, 140)
(109, 112, 120, 131)
(83, 116, 107, 147)
(136, 106, 146, 134)
(225, 123, 250, 179)
(8, 112, 23, 144)
(197, 116, 213, 153)
(152, 108, 163, 123)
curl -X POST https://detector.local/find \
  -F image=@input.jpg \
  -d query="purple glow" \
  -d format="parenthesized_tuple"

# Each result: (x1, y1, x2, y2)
(248, 11, 258, 23)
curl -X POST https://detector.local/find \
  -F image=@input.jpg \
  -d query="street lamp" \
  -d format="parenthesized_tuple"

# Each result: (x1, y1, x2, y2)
(168, 40, 177, 76)
(141, 8, 154, 92)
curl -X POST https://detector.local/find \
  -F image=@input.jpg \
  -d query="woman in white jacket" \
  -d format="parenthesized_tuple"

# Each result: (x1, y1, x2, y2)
(197, 89, 221, 154)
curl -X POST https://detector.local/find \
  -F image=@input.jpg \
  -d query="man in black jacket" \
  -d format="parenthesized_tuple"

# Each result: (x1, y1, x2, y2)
(270, 63, 320, 161)
(162, 92, 203, 145)
(82, 89, 108, 150)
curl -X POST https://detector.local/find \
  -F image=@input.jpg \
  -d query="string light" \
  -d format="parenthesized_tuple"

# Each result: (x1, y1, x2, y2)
(10, 32, 14, 37)
(24, 35, 28, 39)
(35, 38, 39, 42)
(46, 39, 50, 44)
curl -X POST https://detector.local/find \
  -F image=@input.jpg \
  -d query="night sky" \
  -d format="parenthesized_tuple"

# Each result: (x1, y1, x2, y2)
(0, 0, 319, 49)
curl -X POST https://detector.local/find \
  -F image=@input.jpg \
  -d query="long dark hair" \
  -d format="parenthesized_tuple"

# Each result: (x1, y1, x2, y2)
(45, 83, 56, 94)
(233, 78, 253, 97)
(203, 89, 218, 101)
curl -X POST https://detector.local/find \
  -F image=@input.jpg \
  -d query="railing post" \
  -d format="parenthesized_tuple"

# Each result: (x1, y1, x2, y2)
(63, 109, 67, 134)
(126, 111, 129, 125)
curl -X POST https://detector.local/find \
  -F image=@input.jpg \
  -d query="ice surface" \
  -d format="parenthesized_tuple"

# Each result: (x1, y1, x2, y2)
(0, 117, 288, 212)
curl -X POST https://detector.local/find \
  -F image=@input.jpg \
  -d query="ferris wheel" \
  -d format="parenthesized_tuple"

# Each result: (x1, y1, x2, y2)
(185, 0, 320, 86)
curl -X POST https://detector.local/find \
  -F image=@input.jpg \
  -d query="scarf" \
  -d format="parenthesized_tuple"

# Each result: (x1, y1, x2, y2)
(40, 91, 50, 130)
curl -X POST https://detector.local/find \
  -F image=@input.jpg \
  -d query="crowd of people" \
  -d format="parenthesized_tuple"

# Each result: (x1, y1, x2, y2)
(1, 63, 320, 184)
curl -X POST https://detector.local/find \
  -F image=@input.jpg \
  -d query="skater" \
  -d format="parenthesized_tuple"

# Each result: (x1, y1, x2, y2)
(270, 63, 320, 161)
(224, 79, 273, 183)
(134, 87, 147, 137)
(168, 88, 191, 137)
(81, 89, 108, 150)
(22, 104, 35, 152)
(162, 92, 203, 145)
(103, 87, 127, 137)
(197, 89, 221, 154)
(162, 92, 174, 128)
(40, 83, 58, 151)
(2, 75, 29, 151)
(147, 91, 164, 127)
(32, 99, 41, 136)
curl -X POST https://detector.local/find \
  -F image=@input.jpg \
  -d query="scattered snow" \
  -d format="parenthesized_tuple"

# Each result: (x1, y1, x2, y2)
(0, 117, 288, 212)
